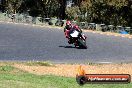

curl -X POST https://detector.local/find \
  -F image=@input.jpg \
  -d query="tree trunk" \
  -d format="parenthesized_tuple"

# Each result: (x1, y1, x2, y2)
(59, 0, 66, 19)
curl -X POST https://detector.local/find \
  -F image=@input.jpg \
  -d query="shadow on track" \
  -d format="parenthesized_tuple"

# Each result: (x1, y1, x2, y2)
(59, 46, 75, 48)
(59, 46, 87, 49)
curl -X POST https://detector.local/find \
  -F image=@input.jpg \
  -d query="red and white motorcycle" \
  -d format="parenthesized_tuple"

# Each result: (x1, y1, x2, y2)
(67, 28, 87, 49)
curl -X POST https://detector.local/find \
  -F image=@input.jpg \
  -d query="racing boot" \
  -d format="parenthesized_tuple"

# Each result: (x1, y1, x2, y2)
(68, 39, 72, 44)
(68, 38, 72, 44)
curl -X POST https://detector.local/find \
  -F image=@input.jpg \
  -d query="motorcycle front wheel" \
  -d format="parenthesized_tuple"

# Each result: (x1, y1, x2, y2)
(78, 39, 87, 49)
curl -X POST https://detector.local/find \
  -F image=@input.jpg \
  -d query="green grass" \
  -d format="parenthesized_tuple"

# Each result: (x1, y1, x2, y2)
(0, 73, 131, 88)
(25, 61, 54, 66)
(0, 65, 131, 88)
(0, 65, 14, 72)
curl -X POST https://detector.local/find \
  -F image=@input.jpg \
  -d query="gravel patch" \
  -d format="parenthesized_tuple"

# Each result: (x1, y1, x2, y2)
(13, 63, 132, 78)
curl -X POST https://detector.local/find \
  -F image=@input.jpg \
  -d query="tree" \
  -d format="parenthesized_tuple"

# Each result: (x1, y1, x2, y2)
(57, 0, 66, 19)
(65, 6, 80, 20)
(0, 0, 7, 12)
(19, 0, 60, 17)
(6, 0, 22, 14)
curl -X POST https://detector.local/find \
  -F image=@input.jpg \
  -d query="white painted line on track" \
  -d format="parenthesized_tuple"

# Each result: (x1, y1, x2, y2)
(24, 24, 28, 25)
(114, 35, 118, 36)
(96, 62, 112, 64)
(121, 36, 125, 37)
(106, 34, 110, 36)
(128, 37, 132, 39)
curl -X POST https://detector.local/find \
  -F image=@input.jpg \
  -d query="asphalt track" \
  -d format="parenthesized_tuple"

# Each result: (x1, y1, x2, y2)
(0, 22, 132, 63)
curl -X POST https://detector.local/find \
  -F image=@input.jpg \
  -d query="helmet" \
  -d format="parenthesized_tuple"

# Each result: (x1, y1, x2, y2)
(66, 21, 71, 26)
(66, 21, 72, 30)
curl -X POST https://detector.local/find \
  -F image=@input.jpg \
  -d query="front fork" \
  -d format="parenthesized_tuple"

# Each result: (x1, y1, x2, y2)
(79, 34, 87, 41)
(83, 34, 87, 40)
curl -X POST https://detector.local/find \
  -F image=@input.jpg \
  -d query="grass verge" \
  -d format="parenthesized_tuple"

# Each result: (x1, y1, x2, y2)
(25, 61, 54, 66)
(0, 64, 131, 88)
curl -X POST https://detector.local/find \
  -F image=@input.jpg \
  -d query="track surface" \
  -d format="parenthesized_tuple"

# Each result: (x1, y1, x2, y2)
(0, 22, 132, 63)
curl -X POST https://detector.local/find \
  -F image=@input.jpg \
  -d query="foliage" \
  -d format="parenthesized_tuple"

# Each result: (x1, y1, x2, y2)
(1, 0, 132, 26)
(6, 0, 23, 14)
(69, 0, 132, 27)
(65, 6, 80, 20)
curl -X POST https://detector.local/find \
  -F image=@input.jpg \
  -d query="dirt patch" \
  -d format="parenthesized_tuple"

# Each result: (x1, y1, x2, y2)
(13, 63, 132, 78)
(83, 30, 132, 38)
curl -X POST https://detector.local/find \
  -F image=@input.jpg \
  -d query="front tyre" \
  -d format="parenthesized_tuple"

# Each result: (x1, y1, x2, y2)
(78, 39, 87, 49)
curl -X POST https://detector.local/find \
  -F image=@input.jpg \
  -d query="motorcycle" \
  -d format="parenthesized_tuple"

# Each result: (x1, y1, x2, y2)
(66, 28, 87, 49)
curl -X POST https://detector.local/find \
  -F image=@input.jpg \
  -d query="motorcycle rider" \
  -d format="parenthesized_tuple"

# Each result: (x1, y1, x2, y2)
(64, 20, 82, 44)
(64, 21, 72, 38)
